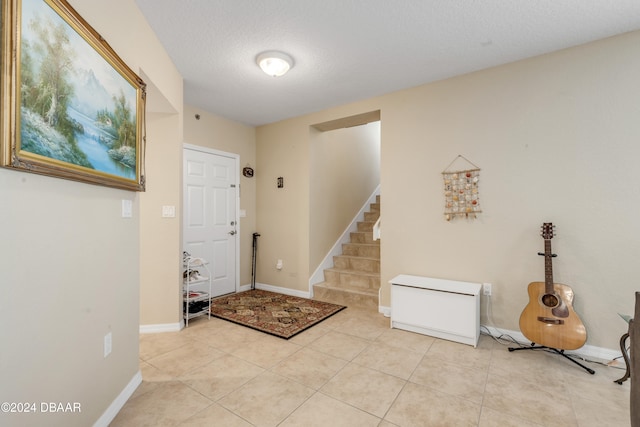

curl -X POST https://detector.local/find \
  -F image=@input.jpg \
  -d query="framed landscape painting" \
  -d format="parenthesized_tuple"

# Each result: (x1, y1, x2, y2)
(1, 0, 146, 191)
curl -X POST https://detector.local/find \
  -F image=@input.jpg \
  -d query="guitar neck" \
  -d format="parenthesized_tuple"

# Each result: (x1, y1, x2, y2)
(544, 239, 554, 294)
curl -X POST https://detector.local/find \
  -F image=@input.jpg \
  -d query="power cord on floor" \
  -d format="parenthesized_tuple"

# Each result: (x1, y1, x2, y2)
(480, 293, 622, 369)
(481, 294, 526, 347)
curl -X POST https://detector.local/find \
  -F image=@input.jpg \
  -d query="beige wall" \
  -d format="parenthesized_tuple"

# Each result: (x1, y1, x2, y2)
(139, 111, 183, 326)
(256, 31, 640, 351)
(183, 105, 257, 286)
(310, 122, 381, 271)
(0, 0, 183, 425)
(380, 31, 640, 351)
(256, 120, 312, 291)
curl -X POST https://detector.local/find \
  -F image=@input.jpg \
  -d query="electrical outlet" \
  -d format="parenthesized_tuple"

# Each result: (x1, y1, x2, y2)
(483, 283, 492, 296)
(161, 205, 176, 218)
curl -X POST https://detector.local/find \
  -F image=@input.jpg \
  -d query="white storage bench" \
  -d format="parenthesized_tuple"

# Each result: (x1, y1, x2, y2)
(390, 274, 482, 347)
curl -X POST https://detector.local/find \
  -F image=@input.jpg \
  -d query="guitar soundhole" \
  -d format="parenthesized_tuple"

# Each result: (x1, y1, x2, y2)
(541, 293, 559, 308)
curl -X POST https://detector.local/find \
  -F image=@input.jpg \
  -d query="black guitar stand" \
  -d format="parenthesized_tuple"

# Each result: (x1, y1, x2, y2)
(508, 343, 595, 375)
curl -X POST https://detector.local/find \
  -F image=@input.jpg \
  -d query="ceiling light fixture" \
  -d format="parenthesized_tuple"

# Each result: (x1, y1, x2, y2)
(256, 51, 294, 77)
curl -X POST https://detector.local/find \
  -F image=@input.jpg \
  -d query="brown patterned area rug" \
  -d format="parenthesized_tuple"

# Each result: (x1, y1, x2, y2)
(209, 289, 346, 339)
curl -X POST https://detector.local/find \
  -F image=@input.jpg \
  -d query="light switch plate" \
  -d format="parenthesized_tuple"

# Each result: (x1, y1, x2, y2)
(121, 200, 133, 218)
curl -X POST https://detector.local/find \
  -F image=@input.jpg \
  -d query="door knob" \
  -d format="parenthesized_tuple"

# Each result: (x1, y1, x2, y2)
(229, 230, 236, 235)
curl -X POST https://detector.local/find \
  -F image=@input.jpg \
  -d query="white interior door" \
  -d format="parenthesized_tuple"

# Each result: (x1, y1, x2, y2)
(183, 146, 238, 297)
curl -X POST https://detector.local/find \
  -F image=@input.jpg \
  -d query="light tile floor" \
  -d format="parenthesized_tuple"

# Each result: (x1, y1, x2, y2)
(112, 308, 630, 426)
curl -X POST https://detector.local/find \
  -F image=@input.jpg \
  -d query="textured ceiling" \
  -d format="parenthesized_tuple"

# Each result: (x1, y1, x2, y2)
(135, 0, 640, 126)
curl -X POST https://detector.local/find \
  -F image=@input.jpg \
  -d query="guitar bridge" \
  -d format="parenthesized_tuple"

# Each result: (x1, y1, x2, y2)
(537, 316, 564, 325)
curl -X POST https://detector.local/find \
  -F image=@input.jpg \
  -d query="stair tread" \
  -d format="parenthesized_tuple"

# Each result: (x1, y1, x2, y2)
(335, 254, 380, 261)
(324, 267, 380, 277)
(314, 281, 378, 295)
(350, 238, 379, 241)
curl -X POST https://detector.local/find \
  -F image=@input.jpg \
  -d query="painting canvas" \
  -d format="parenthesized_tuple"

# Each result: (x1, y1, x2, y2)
(1, 0, 146, 191)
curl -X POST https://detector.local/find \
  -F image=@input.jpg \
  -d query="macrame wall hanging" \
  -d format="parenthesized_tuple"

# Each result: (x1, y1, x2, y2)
(442, 155, 482, 221)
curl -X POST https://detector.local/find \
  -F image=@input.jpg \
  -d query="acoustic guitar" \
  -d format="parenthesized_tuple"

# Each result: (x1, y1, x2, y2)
(518, 223, 587, 350)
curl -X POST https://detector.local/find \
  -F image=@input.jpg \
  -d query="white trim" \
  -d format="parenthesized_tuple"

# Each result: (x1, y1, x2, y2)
(183, 143, 237, 159)
(183, 143, 241, 296)
(379, 305, 391, 317)
(384, 302, 622, 363)
(139, 323, 182, 333)
(257, 282, 311, 298)
(238, 282, 311, 298)
(382, 306, 622, 363)
(239, 283, 252, 292)
(372, 217, 381, 241)
(480, 325, 622, 364)
(309, 185, 381, 294)
(93, 370, 142, 427)
(379, 288, 392, 317)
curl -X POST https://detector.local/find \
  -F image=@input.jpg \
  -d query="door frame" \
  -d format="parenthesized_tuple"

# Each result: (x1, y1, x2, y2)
(183, 143, 241, 295)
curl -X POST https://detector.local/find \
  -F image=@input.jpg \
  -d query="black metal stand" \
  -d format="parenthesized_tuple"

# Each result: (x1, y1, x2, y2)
(614, 331, 631, 384)
(251, 232, 260, 290)
(508, 343, 595, 375)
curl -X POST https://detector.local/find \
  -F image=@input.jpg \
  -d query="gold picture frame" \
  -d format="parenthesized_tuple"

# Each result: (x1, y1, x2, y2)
(1, 0, 146, 191)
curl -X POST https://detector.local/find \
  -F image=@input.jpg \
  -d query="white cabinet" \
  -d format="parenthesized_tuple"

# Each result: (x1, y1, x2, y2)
(390, 274, 481, 347)
(183, 254, 212, 327)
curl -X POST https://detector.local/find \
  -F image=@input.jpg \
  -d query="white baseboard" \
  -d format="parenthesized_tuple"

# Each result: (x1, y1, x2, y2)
(481, 325, 622, 363)
(252, 282, 311, 298)
(139, 322, 182, 333)
(141, 285, 314, 332)
(382, 305, 621, 363)
(93, 370, 142, 427)
(379, 305, 391, 317)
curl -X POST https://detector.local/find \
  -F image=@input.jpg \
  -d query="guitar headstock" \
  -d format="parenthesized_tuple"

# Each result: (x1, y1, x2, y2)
(541, 222, 555, 240)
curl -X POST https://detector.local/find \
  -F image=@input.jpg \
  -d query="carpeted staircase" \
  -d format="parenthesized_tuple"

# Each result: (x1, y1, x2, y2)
(313, 196, 380, 310)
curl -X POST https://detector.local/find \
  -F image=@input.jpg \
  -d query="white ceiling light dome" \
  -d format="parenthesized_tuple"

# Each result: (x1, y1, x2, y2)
(256, 51, 294, 77)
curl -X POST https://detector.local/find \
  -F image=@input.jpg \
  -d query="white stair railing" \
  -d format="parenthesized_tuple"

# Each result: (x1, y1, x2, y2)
(373, 217, 381, 241)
